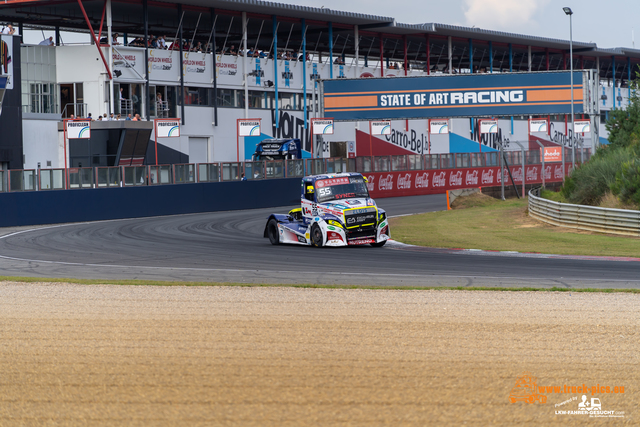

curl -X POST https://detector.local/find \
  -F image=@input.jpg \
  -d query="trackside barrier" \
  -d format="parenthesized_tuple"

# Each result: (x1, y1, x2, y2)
(9, 170, 36, 192)
(174, 164, 196, 184)
(197, 163, 220, 182)
(149, 165, 172, 185)
(123, 166, 147, 186)
(69, 167, 94, 189)
(0, 150, 592, 193)
(266, 160, 285, 178)
(286, 159, 304, 177)
(528, 187, 640, 237)
(96, 167, 121, 187)
(39, 169, 66, 190)
(244, 161, 266, 180)
(222, 163, 242, 181)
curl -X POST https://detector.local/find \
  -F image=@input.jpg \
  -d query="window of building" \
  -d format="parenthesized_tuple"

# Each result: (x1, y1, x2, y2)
(21, 45, 58, 114)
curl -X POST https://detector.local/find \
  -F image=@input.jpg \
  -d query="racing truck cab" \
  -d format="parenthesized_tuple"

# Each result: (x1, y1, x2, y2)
(264, 172, 390, 247)
(252, 138, 301, 161)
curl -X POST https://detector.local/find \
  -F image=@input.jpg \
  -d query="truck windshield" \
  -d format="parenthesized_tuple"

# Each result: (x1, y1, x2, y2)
(315, 176, 369, 203)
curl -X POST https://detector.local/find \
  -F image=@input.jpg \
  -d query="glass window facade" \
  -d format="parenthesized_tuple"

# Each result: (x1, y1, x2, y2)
(21, 45, 58, 114)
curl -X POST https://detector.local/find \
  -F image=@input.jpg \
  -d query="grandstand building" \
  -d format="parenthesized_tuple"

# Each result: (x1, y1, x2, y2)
(1, 0, 639, 171)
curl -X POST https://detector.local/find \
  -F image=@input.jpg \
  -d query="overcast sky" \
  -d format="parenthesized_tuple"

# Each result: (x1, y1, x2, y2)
(287, 0, 637, 49)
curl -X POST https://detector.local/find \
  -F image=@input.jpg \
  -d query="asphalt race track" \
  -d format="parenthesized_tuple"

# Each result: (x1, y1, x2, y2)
(0, 193, 639, 288)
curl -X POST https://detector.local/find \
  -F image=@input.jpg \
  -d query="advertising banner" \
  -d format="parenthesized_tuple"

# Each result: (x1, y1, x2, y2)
(0, 35, 13, 89)
(148, 49, 179, 82)
(238, 119, 261, 137)
(112, 47, 146, 81)
(543, 147, 562, 162)
(529, 119, 548, 133)
(155, 119, 180, 138)
(370, 121, 391, 135)
(479, 120, 498, 134)
(66, 120, 91, 139)
(574, 120, 591, 133)
(323, 71, 585, 120)
(429, 119, 449, 134)
(311, 118, 334, 135)
(363, 164, 570, 198)
(183, 52, 213, 84)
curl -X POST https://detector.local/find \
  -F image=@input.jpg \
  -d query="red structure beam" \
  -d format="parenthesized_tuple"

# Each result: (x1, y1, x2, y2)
(76, 0, 113, 80)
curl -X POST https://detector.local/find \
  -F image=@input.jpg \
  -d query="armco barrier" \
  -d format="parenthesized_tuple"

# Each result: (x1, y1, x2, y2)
(528, 187, 640, 236)
(0, 178, 300, 228)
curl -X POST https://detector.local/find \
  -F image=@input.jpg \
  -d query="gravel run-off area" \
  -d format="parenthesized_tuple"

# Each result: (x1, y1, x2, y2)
(1, 283, 637, 426)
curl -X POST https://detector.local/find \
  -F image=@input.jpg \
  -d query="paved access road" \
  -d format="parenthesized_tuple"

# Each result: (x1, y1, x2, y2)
(0, 194, 639, 288)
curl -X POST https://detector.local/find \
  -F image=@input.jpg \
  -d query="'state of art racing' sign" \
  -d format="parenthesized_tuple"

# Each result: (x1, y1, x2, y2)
(66, 120, 91, 139)
(323, 71, 585, 121)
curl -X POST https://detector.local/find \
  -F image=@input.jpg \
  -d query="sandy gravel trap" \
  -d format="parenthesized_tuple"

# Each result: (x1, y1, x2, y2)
(0, 283, 637, 426)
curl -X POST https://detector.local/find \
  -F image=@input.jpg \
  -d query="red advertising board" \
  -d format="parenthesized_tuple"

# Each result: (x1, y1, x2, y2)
(363, 164, 570, 198)
(543, 146, 562, 162)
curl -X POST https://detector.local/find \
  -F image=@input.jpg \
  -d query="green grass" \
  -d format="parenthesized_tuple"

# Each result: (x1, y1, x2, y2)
(540, 189, 566, 203)
(389, 194, 640, 257)
(1, 276, 639, 293)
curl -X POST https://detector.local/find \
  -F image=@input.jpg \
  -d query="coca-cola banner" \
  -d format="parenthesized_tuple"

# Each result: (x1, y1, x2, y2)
(364, 164, 570, 198)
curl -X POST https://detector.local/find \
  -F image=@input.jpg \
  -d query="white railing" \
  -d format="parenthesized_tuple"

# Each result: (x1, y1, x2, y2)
(528, 187, 640, 237)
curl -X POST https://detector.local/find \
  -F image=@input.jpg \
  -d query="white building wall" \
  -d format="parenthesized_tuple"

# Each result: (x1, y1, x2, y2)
(21, 119, 61, 169)
(56, 45, 109, 117)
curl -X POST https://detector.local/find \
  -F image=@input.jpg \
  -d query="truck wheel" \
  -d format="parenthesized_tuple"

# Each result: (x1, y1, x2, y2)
(267, 219, 280, 245)
(370, 240, 386, 247)
(311, 224, 323, 247)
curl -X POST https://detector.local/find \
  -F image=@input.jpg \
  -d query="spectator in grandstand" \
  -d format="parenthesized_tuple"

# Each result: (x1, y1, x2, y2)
(157, 35, 167, 49)
(228, 45, 237, 55)
(133, 113, 141, 121)
(150, 35, 157, 48)
(116, 114, 121, 120)
(126, 114, 132, 121)
(1, 24, 15, 35)
(39, 36, 54, 46)
(112, 33, 120, 45)
(109, 113, 115, 120)
(96, 115, 102, 121)
(192, 41, 202, 52)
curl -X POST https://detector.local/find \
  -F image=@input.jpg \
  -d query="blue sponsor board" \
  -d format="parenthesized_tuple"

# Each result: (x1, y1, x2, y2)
(323, 71, 585, 121)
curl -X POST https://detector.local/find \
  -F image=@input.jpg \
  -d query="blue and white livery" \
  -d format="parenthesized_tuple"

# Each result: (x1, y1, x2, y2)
(264, 172, 390, 247)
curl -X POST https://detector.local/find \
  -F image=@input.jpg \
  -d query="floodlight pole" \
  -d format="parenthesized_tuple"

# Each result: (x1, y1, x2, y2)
(564, 7, 575, 170)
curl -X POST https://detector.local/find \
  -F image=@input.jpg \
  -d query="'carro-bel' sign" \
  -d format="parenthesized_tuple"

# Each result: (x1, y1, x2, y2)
(323, 71, 585, 120)
(156, 120, 180, 138)
(66, 121, 91, 139)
